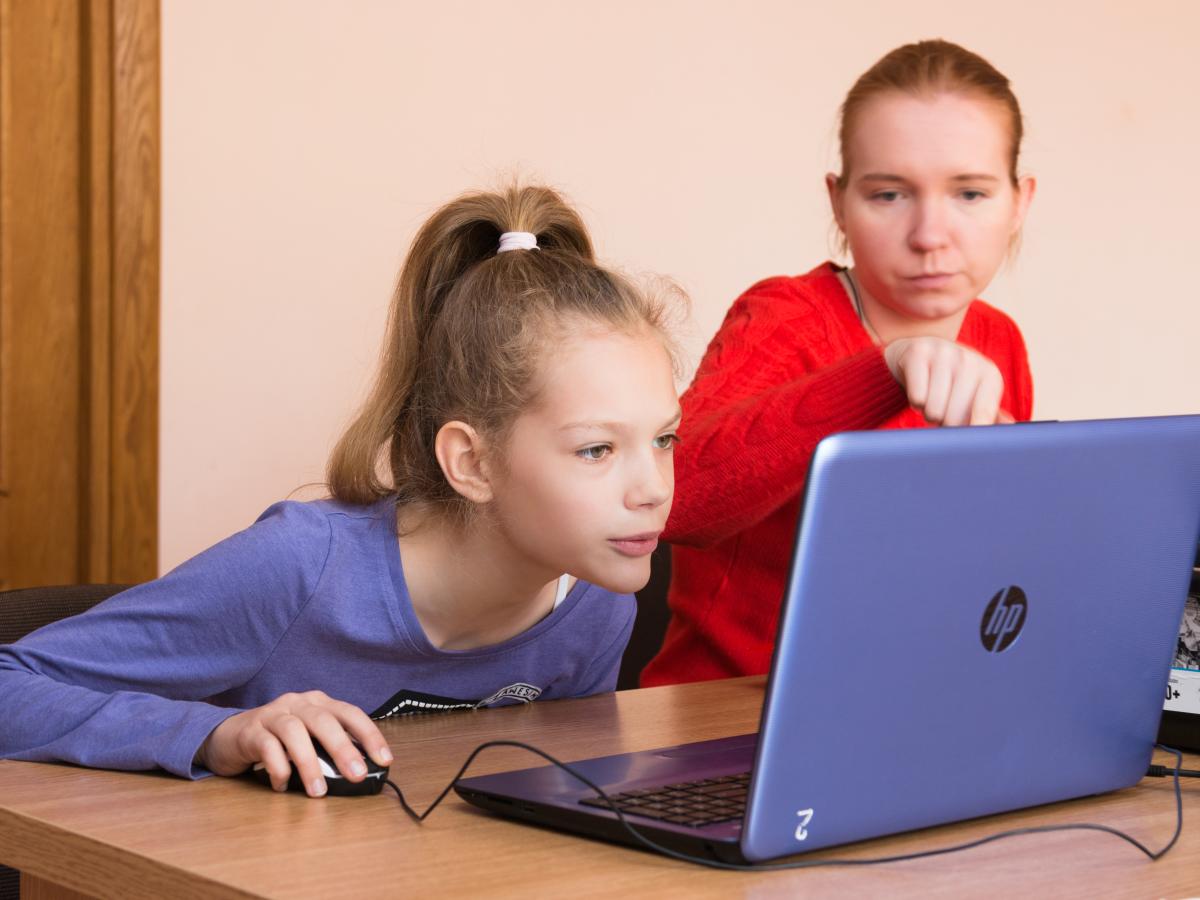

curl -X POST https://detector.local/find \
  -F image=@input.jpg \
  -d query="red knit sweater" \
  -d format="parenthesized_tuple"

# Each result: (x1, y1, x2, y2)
(641, 262, 1034, 687)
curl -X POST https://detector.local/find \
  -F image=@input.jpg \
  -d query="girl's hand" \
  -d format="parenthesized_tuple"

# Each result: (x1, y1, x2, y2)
(883, 337, 1013, 427)
(195, 690, 393, 797)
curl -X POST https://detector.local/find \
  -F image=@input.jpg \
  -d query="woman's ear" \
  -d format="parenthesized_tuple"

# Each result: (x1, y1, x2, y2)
(434, 421, 494, 504)
(1011, 174, 1037, 235)
(825, 172, 847, 232)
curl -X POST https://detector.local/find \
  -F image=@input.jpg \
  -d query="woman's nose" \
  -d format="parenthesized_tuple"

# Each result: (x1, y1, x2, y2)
(908, 199, 951, 252)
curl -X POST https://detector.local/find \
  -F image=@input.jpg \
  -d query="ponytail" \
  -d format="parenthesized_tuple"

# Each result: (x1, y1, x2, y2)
(327, 184, 669, 514)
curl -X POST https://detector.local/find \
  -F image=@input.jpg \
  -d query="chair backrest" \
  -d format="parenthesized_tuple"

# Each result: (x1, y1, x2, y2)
(617, 545, 672, 690)
(0, 583, 132, 647)
(0, 582, 133, 900)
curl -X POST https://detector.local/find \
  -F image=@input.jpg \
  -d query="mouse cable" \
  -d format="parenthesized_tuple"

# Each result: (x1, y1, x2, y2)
(382, 741, 1187, 872)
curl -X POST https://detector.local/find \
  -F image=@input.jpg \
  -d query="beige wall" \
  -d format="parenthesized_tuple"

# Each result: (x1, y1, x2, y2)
(161, 0, 1200, 573)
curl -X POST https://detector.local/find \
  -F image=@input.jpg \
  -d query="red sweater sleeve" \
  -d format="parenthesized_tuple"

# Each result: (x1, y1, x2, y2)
(964, 298, 1034, 423)
(1011, 323, 1034, 422)
(665, 280, 908, 548)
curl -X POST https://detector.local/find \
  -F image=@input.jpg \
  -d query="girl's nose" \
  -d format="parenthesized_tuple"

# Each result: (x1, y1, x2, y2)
(627, 453, 672, 510)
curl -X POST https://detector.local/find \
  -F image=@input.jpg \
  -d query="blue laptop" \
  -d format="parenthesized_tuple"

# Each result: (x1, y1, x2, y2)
(455, 415, 1200, 863)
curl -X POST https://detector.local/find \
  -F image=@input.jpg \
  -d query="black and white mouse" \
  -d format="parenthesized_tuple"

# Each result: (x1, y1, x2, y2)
(251, 738, 389, 796)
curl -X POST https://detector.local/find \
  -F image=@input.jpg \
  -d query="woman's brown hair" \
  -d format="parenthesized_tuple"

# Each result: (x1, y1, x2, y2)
(327, 184, 672, 516)
(834, 39, 1025, 189)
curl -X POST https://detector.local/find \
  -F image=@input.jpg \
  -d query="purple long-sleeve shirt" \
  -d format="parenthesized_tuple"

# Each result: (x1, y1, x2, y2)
(0, 498, 635, 778)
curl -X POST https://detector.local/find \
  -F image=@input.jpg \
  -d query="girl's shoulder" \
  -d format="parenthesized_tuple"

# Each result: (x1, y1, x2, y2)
(560, 580, 636, 630)
(221, 496, 399, 581)
(547, 581, 636, 695)
(547, 580, 637, 662)
(252, 495, 396, 537)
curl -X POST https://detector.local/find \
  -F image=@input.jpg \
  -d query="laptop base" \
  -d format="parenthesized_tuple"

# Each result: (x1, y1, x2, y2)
(455, 783, 749, 864)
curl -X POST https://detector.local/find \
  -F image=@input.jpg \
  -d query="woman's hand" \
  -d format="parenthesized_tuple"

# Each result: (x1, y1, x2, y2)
(883, 336, 1013, 427)
(195, 690, 393, 797)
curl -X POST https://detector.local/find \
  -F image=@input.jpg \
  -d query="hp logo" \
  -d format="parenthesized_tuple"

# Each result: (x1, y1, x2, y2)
(980, 586, 1027, 653)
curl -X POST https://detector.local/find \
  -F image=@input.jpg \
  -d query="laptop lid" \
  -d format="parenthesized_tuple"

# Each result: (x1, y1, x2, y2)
(741, 415, 1200, 860)
(455, 415, 1200, 863)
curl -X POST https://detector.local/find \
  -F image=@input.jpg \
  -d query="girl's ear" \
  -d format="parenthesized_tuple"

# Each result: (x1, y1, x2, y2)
(434, 421, 494, 504)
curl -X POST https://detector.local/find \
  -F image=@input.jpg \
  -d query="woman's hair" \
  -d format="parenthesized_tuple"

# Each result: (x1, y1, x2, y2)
(834, 39, 1025, 189)
(327, 184, 674, 516)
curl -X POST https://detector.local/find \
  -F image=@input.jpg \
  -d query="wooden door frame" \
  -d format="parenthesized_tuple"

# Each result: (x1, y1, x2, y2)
(0, 0, 159, 585)
(92, 0, 160, 583)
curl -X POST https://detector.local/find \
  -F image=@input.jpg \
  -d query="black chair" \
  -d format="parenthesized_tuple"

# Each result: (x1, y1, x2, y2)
(617, 545, 672, 690)
(0, 583, 132, 900)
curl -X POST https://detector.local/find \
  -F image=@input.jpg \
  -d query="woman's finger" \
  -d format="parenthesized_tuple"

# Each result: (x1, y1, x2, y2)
(922, 351, 953, 424)
(897, 345, 931, 410)
(970, 371, 1004, 426)
(943, 366, 980, 427)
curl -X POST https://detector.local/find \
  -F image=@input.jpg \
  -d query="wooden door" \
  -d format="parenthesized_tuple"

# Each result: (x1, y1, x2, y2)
(0, 0, 159, 589)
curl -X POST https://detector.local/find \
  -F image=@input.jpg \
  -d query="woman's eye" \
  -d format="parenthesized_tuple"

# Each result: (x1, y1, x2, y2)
(959, 189, 987, 202)
(653, 433, 680, 450)
(871, 190, 902, 203)
(576, 445, 611, 461)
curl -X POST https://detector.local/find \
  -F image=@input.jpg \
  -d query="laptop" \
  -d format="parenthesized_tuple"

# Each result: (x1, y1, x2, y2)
(455, 415, 1200, 863)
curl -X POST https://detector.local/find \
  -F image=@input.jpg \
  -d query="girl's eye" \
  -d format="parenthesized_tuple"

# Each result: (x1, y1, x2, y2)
(576, 444, 611, 461)
(959, 189, 987, 202)
(870, 190, 903, 203)
(653, 433, 680, 450)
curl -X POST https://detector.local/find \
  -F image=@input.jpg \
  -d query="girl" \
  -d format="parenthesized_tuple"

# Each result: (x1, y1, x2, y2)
(0, 185, 682, 797)
(641, 39, 1037, 686)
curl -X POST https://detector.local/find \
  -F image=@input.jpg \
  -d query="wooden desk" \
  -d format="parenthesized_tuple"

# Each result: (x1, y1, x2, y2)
(1, 676, 1197, 899)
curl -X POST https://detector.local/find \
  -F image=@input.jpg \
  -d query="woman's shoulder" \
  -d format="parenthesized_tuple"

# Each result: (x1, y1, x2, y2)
(963, 298, 1029, 352)
(734, 262, 847, 316)
(709, 261, 853, 347)
(967, 297, 1020, 326)
(702, 262, 859, 367)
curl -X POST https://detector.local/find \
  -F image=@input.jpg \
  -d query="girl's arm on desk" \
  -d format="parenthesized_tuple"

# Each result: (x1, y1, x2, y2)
(0, 501, 328, 778)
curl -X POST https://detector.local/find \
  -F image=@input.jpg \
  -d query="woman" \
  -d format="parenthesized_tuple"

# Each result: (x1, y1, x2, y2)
(643, 39, 1036, 686)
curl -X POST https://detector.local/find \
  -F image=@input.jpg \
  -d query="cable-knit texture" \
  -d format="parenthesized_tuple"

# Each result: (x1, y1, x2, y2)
(643, 262, 1034, 686)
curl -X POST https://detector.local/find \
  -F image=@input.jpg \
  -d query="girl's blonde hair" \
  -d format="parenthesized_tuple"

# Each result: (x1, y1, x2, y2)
(327, 184, 671, 516)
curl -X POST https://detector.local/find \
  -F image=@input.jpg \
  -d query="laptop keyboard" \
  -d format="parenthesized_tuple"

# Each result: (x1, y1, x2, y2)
(579, 772, 749, 827)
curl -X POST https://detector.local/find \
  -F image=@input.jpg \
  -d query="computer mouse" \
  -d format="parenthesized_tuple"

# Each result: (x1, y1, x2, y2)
(251, 737, 389, 796)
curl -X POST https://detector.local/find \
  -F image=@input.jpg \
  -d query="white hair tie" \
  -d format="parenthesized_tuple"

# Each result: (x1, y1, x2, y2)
(497, 231, 538, 253)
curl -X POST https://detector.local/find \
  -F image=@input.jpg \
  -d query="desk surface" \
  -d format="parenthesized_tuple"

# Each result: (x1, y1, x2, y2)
(1, 676, 1197, 899)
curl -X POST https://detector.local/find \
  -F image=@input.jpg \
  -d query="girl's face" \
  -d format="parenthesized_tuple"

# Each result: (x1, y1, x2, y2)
(486, 324, 680, 595)
(827, 91, 1035, 323)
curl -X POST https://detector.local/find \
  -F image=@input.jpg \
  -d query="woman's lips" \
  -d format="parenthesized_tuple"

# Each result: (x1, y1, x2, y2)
(907, 273, 957, 289)
(608, 533, 660, 557)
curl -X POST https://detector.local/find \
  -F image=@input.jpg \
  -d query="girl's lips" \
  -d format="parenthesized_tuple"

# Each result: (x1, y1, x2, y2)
(608, 534, 660, 557)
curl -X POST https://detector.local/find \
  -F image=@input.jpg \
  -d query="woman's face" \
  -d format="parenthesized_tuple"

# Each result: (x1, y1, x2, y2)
(827, 91, 1035, 324)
